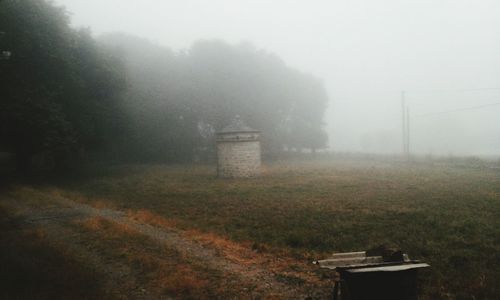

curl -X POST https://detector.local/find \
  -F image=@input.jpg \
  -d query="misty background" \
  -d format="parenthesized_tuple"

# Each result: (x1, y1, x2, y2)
(54, 0, 500, 156)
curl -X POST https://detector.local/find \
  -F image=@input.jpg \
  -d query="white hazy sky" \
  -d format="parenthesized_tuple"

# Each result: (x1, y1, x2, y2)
(54, 0, 500, 156)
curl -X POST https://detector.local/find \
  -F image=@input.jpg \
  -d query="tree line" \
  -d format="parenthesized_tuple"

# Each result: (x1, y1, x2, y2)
(0, 0, 329, 173)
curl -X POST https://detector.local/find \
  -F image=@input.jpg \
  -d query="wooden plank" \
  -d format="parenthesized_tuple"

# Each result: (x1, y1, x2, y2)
(346, 263, 430, 273)
(316, 256, 384, 269)
(331, 251, 366, 259)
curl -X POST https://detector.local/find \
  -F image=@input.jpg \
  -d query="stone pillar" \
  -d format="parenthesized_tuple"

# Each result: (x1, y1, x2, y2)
(216, 117, 261, 178)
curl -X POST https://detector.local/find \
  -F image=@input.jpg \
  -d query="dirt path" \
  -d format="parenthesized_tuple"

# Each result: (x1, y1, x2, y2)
(1, 196, 330, 299)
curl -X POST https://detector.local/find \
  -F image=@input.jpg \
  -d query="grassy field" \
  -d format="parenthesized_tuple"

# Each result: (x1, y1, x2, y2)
(3, 158, 500, 299)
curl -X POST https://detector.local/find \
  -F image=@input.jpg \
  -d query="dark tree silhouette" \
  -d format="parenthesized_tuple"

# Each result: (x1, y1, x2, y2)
(0, 0, 126, 172)
(0, 1, 329, 173)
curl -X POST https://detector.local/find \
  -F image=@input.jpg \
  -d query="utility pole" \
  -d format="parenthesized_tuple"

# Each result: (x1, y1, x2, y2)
(401, 91, 407, 156)
(406, 105, 410, 160)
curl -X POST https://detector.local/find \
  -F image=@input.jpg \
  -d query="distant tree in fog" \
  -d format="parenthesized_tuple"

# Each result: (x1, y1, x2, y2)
(101, 35, 329, 160)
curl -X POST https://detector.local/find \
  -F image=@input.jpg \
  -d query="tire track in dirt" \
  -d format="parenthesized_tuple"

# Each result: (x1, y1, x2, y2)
(2, 199, 162, 299)
(3, 196, 327, 299)
(37, 222, 158, 300)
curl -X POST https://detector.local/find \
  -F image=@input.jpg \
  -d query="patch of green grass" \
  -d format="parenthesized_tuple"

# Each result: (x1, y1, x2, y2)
(5, 160, 500, 299)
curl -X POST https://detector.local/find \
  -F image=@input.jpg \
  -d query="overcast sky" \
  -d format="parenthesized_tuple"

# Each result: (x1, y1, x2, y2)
(54, 0, 500, 156)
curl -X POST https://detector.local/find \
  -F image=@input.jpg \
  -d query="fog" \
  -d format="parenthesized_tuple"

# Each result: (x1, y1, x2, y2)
(55, 0, 500, 156)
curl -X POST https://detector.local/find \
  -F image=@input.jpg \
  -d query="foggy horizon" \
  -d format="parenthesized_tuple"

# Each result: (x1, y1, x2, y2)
(55, 0, 500, 156)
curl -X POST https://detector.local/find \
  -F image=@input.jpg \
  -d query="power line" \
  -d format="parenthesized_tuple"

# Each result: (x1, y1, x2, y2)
(405, 87, 500, 94)
(416, 102, 500, 117)
(332, 88, 500, 105)
(401, 87, 500, 158)
(404, 87, 500, 105)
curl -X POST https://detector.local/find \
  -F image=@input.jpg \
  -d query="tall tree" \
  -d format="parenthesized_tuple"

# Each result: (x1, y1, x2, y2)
(0, 0, 126, 172)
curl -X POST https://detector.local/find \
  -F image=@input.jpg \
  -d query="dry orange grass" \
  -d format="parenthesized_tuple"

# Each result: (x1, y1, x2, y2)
(72, 215, 225, 298)
(127, 209, 178, 228)
(156, 264, 210, 296)
(127, 208, 271, 262)
(79, 216, 139, 238)
(127, 208, 268, 262)
(125, 208, 325, 287)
